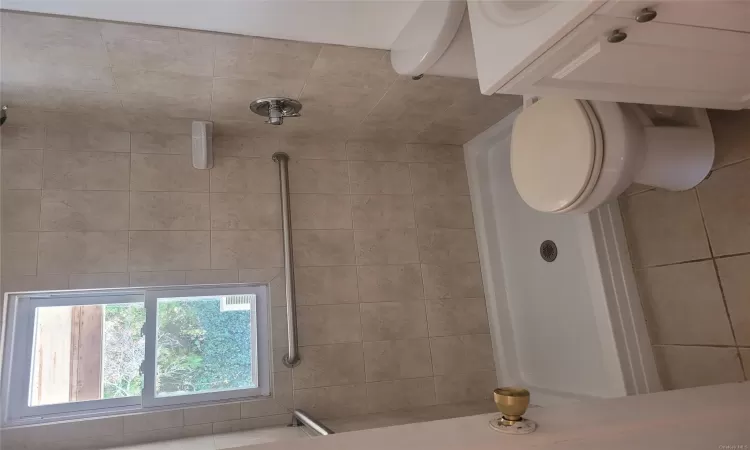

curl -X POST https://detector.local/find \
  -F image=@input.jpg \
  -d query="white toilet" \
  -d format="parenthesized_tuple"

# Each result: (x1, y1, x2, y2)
(390, 0, 477, 78)
(510, 97, 716, 214)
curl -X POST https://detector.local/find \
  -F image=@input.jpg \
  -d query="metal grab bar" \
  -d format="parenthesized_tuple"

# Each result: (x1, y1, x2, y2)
(291, 409, 334, 436)
(273, 152, 300, 368)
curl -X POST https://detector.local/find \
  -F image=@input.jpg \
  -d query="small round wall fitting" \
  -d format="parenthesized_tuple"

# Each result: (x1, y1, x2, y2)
(282, 354, 301, 368)
(250, 97, 302, 125)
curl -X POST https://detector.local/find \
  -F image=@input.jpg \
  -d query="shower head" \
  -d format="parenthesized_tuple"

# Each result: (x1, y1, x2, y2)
(249, 97, 302, 125)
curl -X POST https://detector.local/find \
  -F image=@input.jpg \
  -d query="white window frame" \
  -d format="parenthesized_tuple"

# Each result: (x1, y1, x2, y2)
(0, 284, 270, 427)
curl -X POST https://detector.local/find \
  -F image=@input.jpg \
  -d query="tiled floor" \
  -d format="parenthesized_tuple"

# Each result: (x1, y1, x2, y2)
(619, 109, 750, 390)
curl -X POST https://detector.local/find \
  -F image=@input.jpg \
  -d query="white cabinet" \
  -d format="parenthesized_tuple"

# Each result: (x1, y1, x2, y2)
(501, 14, 750, 109)
(469, 0, 750, 109)
(597, 0, 750, 33)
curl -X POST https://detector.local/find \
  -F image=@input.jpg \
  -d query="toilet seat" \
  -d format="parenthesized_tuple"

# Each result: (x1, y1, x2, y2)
(510, 98, 715, 214)
(511, 98, 604, 213)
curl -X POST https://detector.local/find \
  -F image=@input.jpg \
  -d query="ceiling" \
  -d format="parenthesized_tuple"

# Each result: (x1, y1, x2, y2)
(0, 11, 521, 144)
(2, 0, 421, 49)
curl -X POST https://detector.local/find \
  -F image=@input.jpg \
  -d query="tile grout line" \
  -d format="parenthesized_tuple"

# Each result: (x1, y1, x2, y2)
(36, 129, 47, 280)
(348, 73, 401, 138)
(710, 155, 750, 173)
(635, 249, 750, 270)
(693, 187, 746, 380)
(345, 154, 369, 402)
(652, 343, 750, 349)
(293, 44, 324, 103)
(407, 143, 439, 405)
(125, 132, 132, 278)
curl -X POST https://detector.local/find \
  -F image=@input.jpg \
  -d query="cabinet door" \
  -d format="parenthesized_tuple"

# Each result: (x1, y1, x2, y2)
(501, 15, 750, 109)
(598, 0, 750, 33)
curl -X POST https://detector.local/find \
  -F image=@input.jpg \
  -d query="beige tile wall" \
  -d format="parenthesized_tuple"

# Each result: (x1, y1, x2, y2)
(0, 12, 515, 448)
(0, 127, 493, 448)
(620, 110, 750, 391)
(0, 12, 520, 145)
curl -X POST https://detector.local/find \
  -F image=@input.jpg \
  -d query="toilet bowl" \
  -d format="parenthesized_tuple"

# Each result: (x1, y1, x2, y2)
(390, 0, 478, 78)
(510, 97, 715, 214)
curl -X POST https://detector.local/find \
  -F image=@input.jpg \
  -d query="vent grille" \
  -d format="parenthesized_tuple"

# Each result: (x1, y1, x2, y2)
(220, 294, 256, 312)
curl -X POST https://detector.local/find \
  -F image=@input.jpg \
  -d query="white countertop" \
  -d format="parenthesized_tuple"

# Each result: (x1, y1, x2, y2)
(243, 382, 750, 450)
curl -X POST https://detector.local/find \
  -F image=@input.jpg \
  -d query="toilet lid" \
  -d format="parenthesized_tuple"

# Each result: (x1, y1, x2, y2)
(511, 97, 601, 213)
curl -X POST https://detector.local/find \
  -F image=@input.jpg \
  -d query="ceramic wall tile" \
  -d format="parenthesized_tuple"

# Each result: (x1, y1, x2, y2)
(293, 230, 355, 266)
(288, 160, 350, 194)
(38, 231, 129, 274)
(183, 403, 242, 426)
(430, 334, 495, 375)
(417, 229, 479, 264)
(348, 161, 412, 195)
(426, 299, 490, 337)
(295, 266, 359, 305)
(43, 151, 130, 191)
(129, 270, 187, 287)
(210, 157, 279, 193)
(210, 193, 280, 230)
(351, 195, 415, 229)
(293, 384, 368, 419)
(354, 229, 419, 265)
(3, 150, 43, 189)
(290, 194, 352, 230)
(421, 263, 485, 299)
(360, 301, 428, 341)
(414, 196, 474, 229)
(3, 189, 41, 231)
(128, 231, 210, 271)
(1, 125, 45, 149)
(2, 231, 39, 275)
(106, 37, 215, 76)
(69, 272, 129, 289)
(292, 343, 365, 389)
(356, 264, 424, 302)
(409, 163, 469, 195)
(41, 190, 129, 231)
(46, 128, 130, 152)
(130, 153, 209, 192)
(297, 304, 362, 346)
(130, 132, 191, 154)
(210, 230, 283, 269)
(130, 192, 210, 231)
(363, 338, 433, 382)
(434, 370, 496, 404)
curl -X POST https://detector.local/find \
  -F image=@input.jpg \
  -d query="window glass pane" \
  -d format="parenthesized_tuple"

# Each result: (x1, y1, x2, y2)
(30, 303, 144, 406)
(155, 295, 256, 397)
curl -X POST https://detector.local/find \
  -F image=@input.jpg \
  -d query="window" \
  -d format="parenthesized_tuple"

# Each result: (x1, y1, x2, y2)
(1, 285, 270, 426)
